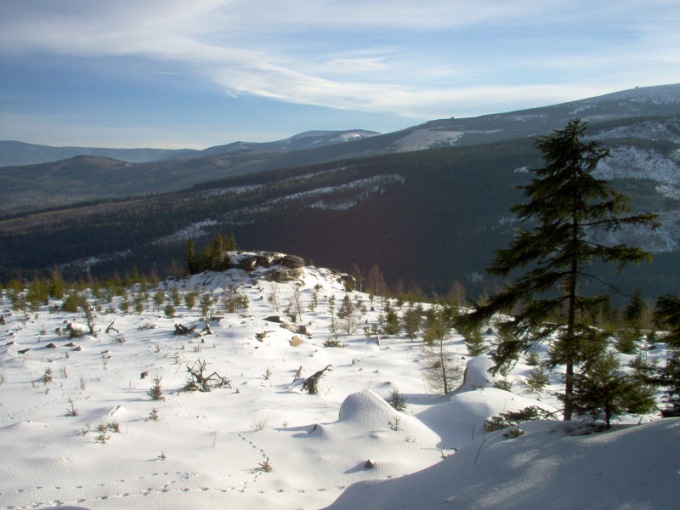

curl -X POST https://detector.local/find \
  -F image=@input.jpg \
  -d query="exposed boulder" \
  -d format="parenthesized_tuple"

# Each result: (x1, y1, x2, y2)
(282, 255, 305, 269)
(280, 322, 298, 334)
(236, 255, 258, 271)
(255, 252, 284, 268)
(264, 267, 303, 282)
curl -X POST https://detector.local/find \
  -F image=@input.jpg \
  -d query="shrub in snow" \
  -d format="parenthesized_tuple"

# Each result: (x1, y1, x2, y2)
(197, 291, 216, 319)
(222, 285, 249, 313)
(380, 302, 401, 336)
(337, 294, 361, 335)
(503, 427, 524, 438)
(61, 292, 84, 313)
(456, 318, 486, 357)
(388, 415, 402, 431)
(569, 351, 656, 429)
(525, 350, 540, 366)
(422, 343, 463, 395)
(147, 375, 165, 401)
(387, 386, 407, 411)
(302, 365, 332, 394)
(401, 303, 423, 341)
(39, 367, 53, 385)
(65, 401, 78, 417)
(163, 303, 176, 318)
(259, 458, 272, 472)
(183, 359, 231, 392)
(614, 328, 639, 354)
(523, 364, 550, 394)
(323, 339, 345, 348)
(484, 406, 554, 432)
(492, 378, 512, 391)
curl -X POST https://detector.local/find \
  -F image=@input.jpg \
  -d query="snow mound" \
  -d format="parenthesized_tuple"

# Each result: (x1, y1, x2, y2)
(326, 418, 680, 510)
(338, 389, 400, 424)
(459, 354, 497, 390)
(418, 387, 558, 448)
(338, 389, 440, 441)
(285, 390, 441, 485)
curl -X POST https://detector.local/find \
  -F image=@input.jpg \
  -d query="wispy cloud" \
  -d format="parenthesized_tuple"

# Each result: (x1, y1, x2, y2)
(1, 0, 679, 145)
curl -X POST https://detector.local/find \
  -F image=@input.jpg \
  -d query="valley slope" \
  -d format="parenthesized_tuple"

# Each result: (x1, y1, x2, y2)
(1, 84, 679, 300)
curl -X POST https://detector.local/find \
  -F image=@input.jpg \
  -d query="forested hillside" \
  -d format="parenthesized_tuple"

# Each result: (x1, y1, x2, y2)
(1, 133, 677, 301)
(1, 86, 678, 301)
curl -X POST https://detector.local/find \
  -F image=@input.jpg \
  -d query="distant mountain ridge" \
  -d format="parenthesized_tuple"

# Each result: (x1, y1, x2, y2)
(3, 83, 679, 169)
(164, 130, 380, 160)
(0, 129, 380, 167)
(2, 83, 679, 215)
(390, 83, 680, 151)
(0, 140, 187, 167)
(1, 83, 679, 299)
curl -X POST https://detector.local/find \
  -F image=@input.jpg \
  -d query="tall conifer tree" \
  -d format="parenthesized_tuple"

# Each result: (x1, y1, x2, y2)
(655, 294, 680, 416)
(466, 119, 658, 420)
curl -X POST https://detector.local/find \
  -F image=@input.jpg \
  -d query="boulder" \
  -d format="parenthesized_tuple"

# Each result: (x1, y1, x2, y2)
(236, 255, 258, 271)
(255, 252, 283, 268)
(280, 322, 298, 334)
(264, 267, 303, 282)
(281, 255, 305, 269)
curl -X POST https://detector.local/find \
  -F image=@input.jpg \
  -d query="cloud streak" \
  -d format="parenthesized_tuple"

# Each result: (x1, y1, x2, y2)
(1, 1, 679, 145)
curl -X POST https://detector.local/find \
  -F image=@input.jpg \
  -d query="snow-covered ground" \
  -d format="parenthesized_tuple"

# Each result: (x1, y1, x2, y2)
(0, 257, 676, 510)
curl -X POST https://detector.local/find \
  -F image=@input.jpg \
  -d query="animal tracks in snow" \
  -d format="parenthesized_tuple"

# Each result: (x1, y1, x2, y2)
(1, 475, 348, 510)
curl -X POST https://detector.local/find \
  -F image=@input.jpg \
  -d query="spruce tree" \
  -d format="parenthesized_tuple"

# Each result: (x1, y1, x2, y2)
(337, 294, 360, 335)
(401, 302, 423, 341)
(655, 294, 680, 416)
(185, 238, 199, 274)
(624, 289, 645, 327)
(569, 351, 656, 428)
(422, 307, 461, 394)
(465, 119, 658, 420)
(656, 295, 680, 348)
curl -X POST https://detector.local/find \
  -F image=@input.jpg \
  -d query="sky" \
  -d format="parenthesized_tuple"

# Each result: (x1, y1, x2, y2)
(1, 1, 679, 149)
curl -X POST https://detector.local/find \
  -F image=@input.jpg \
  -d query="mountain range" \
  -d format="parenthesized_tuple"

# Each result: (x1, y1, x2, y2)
(1, 83, 679, 300)
(0, 129, 380, 168)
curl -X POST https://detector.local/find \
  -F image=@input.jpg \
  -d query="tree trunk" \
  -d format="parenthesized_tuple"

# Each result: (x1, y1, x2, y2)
(564, 182, 580, 421)
(440, 339, 448, 394)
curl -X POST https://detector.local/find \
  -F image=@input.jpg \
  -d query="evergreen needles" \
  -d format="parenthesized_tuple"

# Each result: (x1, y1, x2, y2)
(463, 119, 659, 420)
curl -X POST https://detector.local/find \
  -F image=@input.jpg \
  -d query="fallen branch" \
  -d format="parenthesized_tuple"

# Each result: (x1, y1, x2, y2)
(302, 365, 332, 394)
(174, 323, 197, 336)
(184, 360, 231, 392)
(105, 320, 119, 334)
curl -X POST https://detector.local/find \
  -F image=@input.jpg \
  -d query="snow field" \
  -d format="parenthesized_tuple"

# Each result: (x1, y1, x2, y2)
(0, 261, 673, 509)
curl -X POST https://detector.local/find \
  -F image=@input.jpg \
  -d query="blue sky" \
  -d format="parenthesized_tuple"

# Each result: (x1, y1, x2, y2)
(1, 0, 679, 149)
